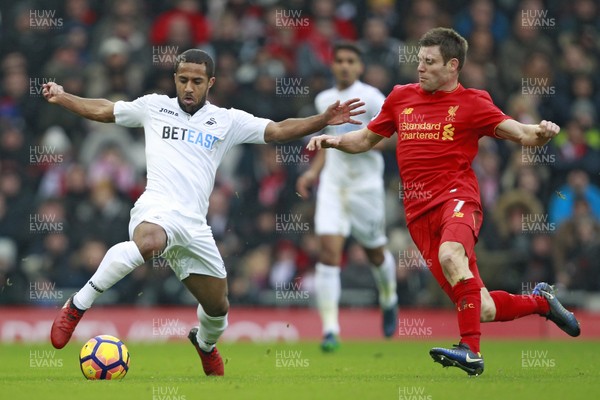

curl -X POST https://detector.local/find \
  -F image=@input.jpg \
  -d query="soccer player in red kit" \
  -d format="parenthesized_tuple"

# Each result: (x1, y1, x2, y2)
(307, 27, 580, 376)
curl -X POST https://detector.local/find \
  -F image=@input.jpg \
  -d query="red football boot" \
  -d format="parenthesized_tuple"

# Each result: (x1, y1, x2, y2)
(50, 294, 85, 349)
(188, 327, 224, 376)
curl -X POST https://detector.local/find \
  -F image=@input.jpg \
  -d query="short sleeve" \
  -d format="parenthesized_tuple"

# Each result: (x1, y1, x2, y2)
(367, 87, 400, 138)
(228, 108, 272, 145)
(367, 88, 386, 119)
(114, 95, 151, 128)
(471, 91, 512, 138)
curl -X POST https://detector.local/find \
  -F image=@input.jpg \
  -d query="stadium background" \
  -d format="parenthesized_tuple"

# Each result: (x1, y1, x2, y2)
(0, 0, 599, 340)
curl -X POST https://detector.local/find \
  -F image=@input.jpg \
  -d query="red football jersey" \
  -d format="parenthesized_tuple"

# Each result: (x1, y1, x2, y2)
(367, 83, 511, 224)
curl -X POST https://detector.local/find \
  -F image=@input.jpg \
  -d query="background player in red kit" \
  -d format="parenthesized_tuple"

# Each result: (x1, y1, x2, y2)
(308, 27, 580, 376)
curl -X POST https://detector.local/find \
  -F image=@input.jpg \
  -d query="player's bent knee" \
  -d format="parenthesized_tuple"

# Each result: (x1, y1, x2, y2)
(364, 247, 385, 266)
(438, 243, 468, 277)
(133, 223, 167, 259)
(318, 251, 341, 266)
(480, 294, 496, 322)
(204, 298, 229, 317)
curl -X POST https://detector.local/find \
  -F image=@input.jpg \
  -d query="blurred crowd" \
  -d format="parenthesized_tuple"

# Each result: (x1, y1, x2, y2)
(0, 0, 599, 307)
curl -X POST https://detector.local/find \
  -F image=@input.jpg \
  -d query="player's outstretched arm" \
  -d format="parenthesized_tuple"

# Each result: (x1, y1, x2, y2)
(306, 127, 383, 154)
(264, 98, 365, 143)
(495, 119, 559, 146)
(42, 82, 115, 123)
(296, 150, 326, 199)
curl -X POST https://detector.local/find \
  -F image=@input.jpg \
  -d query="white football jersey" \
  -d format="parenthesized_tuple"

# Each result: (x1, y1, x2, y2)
(315, 81, 385, 189)
(114, 94, 271, 222)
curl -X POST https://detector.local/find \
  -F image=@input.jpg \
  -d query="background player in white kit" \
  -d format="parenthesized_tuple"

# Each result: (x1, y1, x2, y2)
(42, 49, 365, 376)
(296, 43, 398, 352)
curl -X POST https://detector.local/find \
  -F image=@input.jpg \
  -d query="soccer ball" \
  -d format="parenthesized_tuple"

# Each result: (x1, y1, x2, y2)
(79, 335, 130, 380)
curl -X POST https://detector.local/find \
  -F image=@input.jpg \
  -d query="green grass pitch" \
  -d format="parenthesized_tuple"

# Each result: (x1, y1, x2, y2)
(1, 340, 599, 400)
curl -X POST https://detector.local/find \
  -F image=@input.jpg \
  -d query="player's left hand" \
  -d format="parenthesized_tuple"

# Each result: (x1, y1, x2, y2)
(306, 134, 340, 151)
(324, 98, 365, 126)
(536, 120, 560, 139)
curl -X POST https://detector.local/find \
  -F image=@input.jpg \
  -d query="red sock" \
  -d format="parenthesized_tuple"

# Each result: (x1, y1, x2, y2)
(490, 291, 550, 321)
(452, 278, 481, 353)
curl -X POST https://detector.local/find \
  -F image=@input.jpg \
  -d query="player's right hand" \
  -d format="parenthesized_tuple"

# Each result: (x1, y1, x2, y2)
(306, 134, 340, 151)
(42, 82, 64, 103)
(296, 170, 318, 199)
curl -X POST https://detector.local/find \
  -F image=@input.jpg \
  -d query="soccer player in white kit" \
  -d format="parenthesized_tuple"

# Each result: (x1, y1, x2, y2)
(296, 43, 398, 351)
(43, 49, 365, 376)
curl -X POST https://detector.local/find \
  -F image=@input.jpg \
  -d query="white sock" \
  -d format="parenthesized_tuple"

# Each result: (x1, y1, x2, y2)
(73, 241, 144, 310)
(196, 305, 228, 352)
(370, 250, 398, 309)
(315, 263, 341, 335)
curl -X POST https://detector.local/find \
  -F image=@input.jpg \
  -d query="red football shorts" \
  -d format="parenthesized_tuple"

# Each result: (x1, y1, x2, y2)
(407, 199, 484, 302)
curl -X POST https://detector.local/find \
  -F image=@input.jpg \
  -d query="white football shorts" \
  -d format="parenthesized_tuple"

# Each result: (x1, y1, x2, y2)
(314, 181, 387, 249)
(128, 200, 226, 280)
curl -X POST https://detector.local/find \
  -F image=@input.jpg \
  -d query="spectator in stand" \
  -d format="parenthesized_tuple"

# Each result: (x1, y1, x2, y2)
(558, 0, 600, 55)
(498, 4, 555, 94)
(72, 179, 131, 248)
(91, 0, 149, 62)
(551, 119, 600, 179)
(549, 169, 600, 226)
(454, 0, 509, 43)
(150, 0, 211, 47)
(63, 0, 97, 28)
(552, 197, 600, 290)
(297, 18, 338, 77)
(358, 17, 402, 83)
(84, 37, 146, 99)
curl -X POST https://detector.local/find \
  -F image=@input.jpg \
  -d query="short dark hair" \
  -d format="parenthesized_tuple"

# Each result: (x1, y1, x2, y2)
(174, 49, 215, 77)
(418, 28, 468, 71)
(333, 42, 362, 60)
